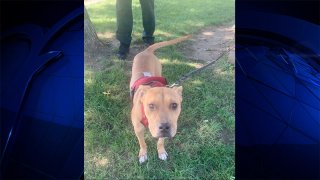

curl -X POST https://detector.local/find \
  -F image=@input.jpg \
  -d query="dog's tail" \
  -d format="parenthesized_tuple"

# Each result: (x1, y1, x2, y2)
(145, 35, 192, 53)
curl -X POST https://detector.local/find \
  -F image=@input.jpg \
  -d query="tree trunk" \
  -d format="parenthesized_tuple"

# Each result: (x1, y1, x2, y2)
(84, 6, 105, 51)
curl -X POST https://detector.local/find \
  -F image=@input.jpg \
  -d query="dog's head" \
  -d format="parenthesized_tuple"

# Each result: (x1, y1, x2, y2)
(139, 85, 183, 138)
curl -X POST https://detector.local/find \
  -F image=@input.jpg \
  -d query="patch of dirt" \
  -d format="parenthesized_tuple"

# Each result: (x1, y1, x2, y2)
(84, 43, 112, 71)
(181, 23, 235, 64)
(84, 33, 149, 71)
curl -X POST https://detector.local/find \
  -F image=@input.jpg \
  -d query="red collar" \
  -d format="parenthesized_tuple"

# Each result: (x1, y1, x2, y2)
(131, 76, 167, 127)
(131, 76, 167, 95)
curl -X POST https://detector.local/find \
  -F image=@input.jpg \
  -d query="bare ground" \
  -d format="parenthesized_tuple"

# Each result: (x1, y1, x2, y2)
(181, 23, 235, 64)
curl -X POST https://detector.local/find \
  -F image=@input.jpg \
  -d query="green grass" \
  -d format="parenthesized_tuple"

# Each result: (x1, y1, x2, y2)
(86, 0, 234, 40)
(85, 0, 235, 179)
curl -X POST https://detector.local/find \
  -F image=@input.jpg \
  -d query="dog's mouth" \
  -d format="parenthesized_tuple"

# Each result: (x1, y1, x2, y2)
(158, 132, 172, 138)
(153, 131, 175, 139)
(150, 123, 177, 138)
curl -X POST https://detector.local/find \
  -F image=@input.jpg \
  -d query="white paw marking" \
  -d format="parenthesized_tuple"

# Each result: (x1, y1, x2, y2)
(158, 152, 168, 161)
(139, 154, 148, 164)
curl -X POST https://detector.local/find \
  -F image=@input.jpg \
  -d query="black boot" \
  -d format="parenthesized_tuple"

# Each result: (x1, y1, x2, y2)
(143, 36, 154, 46)
(117, 43, 130, 60)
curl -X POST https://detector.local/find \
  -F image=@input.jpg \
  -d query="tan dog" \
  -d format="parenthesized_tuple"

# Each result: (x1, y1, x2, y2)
(130, 35, 191, 164)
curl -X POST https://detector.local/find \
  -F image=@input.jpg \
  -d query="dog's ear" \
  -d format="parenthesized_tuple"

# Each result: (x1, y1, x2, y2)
(173, 86, 183, 99)
(139, 85, 151, 99)
(134, 85, 151, 104)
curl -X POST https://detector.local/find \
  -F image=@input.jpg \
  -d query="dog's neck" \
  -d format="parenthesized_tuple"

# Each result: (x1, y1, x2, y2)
(130, 76, 168, 99)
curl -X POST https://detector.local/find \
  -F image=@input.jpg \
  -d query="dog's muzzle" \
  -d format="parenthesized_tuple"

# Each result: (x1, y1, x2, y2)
(158, 123, 172, 138)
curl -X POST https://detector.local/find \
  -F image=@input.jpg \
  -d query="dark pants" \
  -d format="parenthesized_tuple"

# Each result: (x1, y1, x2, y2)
(116, 0, 155, 46)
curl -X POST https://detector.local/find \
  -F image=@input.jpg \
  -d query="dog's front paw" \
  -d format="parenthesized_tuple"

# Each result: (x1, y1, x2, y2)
(158, 151, 168, 161)
(139, 154, 148, 164)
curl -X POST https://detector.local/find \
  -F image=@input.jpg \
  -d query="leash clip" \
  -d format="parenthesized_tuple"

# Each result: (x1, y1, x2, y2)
(167, 83, 179, 88)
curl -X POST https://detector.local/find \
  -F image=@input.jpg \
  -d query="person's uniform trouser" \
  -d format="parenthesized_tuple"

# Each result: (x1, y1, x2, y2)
(116, 0, 155, 46)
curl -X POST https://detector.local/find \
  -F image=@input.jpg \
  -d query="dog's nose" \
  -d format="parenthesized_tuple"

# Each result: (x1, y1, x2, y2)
(159, 123, 170, 132)
(158, 123, 171, 138)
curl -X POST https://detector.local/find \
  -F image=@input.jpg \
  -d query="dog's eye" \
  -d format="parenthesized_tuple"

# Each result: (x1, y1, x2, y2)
(148, 104, 155, 110)
(170, 103, 178, 110)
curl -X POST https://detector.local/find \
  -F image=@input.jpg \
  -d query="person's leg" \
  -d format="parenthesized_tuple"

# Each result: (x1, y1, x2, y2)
(116, 0, 132, 59)
(139, 0, 155, 45)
